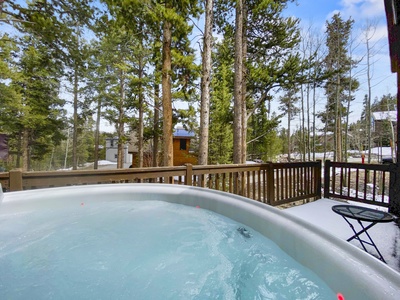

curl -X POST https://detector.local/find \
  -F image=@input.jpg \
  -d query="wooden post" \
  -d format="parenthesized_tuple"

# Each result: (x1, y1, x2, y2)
(384, 0, 400, 216)
(185, 164, 193, 186)
(324, 160, 331, 199)
(389, 72, 400, 216)
(315, 160, 322, 199)
(266, 162, 275, 205)
(9, 169, 23, 191)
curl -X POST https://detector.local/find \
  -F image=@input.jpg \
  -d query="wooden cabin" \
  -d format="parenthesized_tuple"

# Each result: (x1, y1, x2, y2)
(128, 127, 197, 167)
(172, 128, 197, 166)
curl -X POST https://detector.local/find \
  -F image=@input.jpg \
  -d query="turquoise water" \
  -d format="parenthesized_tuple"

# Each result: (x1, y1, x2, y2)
(0, 200, 335, 299)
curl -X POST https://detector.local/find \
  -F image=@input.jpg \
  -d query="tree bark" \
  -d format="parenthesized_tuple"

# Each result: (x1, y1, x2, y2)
(138, 55, 144, 168)
(198, 0, 213, 165)
(22, 128, 29, 171)
(233, 0, 243, 164)
(162, 8, 173, 166)
(72, 68, 78, 170)
(241, 2, 248, 164)
(153, 82, 160, 167)
(94, 96, 101, 169)
(117, 69, 125, 169)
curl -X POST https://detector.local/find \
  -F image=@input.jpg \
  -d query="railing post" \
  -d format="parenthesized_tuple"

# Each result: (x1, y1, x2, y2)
(9, 169, 23, 191)
(324, 160, 331, 199)
(185, 164, 193, 186)
(389, 163, 400, 217)
(316, 160, 322, 199)
(266, 162, 274, 205)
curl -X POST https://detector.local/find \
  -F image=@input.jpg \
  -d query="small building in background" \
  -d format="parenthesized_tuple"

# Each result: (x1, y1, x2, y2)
(173, 127, 197, 166)
(372, 111, 397, 134)
(105, 137, 131, 164)
(128, 127, 197, 167)
(128, 133, 157, 168)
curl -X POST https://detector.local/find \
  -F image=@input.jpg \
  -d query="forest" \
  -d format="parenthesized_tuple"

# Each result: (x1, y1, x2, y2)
(0, 0, 397, 171)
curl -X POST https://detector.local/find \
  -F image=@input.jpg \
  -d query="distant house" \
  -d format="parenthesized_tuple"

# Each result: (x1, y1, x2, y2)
(372, 111, 397, 132)
(172, 128, 197, 166)
(372, 111, 397, 147)
(105, 137, 131, 164)
(128, 127, 197, 167)
(128, 133, 156, 168)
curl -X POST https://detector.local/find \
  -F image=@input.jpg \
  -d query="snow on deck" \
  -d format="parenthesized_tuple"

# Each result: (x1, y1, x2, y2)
(285, 199, 400, 273)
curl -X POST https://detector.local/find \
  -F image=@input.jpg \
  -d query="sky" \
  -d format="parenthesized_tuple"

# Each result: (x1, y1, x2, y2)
(280, 0, 397, 129)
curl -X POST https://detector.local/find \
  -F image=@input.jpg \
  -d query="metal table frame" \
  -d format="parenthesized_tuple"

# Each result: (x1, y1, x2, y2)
(332, 205, 395, 263)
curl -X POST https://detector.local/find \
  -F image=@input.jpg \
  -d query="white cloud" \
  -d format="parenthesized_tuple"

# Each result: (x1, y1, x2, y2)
(340, 0, 385, 20)
(370, 24, 389, 41)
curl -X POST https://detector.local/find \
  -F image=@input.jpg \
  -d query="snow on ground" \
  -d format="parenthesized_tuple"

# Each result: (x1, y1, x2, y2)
(97, 160, 117, 165)
(370, 147, 393, 156)
(285, 199, 400, 273)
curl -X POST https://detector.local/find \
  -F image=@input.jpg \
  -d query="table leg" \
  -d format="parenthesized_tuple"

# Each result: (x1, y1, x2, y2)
(340, 216, 386, 263)
(356, 220, 386, 263)
(341, 216, 370, 253)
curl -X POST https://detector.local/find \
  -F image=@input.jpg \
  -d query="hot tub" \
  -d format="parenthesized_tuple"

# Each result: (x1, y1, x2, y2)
(1, 184, 399, 299)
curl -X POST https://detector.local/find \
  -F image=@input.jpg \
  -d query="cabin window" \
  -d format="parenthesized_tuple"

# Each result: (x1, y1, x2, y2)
(180, 139, 187, 150)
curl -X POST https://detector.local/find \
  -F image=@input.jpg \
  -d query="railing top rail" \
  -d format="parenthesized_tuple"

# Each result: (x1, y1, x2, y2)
(271, 161, 321, 168)
(192, 164, 266, 174)
(13, 166, 187, 177)
(326, 161, 391, 171)
(192, 161, 320, 170)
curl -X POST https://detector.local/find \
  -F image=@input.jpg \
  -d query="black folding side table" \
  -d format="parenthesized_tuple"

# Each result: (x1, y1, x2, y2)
(332, 204, 395, 263)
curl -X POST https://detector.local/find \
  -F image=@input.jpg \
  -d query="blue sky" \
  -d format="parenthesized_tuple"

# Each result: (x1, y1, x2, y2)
(287, 0, 386, 24)
(287, 0, 340, 23)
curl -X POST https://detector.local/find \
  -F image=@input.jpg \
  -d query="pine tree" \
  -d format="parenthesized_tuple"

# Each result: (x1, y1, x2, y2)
(198, 0, 214, 165)
(209, 39, 234, 164)
(322, 13, 358, 162)
(215, 0, 301, 163)
(104, 0, 201, 166)
(279, 88, 300, 162)
(7, 34, 65, 171)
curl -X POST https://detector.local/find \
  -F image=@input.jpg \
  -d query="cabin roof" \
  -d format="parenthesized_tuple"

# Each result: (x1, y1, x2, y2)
(372, 111, 397, 122)
(173, 128, 195, 138)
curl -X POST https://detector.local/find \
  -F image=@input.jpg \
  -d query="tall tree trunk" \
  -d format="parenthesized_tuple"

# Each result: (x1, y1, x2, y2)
(138, 56, 144, 168)
(198, 0, 213, 165)
(287, 109, 291, 162)
(345, 65, 353, 163)
(72, 68, 78, 170)
(366, 31, 372, 163)
(323, 108, 328, 161)
(306, 82, 310, 161)
(162, 9, 173, 166)
(94, 97, 101, 169)
(22, 128, 29, 171)
(335, 73, 342, 162)
(241, 2, 248, 164)
(117, 69, 125, 169)
(16, 133, 21, 168)
(300, 84, 305, 161)
(233, 0, 243, 164)
(153, 82, 160, 167)
(312, 83, 317, 161)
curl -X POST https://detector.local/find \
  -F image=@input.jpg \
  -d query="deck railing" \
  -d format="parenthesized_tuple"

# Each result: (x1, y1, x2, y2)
(0, 161, 321, 207)
(323, 160, 392, 208)
(2, 160, 399, 214)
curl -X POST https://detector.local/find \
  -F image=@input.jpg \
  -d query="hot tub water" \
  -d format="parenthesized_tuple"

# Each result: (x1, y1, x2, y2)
(0, 200, 334, 299)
